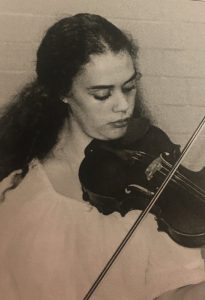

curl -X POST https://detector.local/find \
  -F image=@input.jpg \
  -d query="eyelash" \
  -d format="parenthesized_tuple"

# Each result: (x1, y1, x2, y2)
(94, 94, 111, 101)
(122, 85, 137, 93)
(94, 85, 137, 101)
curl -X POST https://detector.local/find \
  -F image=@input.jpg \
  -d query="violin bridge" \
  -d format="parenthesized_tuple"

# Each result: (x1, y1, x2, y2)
(145, 156, 163, 181)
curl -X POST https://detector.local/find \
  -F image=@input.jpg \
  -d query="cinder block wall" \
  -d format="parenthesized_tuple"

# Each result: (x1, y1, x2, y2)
(0, 0, 205, 169)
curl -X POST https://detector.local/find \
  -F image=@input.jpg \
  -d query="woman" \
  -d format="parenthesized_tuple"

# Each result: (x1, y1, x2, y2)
(0, 13, 204, 299)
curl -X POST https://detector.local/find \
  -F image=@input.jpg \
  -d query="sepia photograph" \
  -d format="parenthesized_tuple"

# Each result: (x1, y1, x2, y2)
(0, 1, 205, 299)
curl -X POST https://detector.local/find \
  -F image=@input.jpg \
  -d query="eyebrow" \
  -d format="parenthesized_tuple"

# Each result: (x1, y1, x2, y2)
(87, 70, 137, 91)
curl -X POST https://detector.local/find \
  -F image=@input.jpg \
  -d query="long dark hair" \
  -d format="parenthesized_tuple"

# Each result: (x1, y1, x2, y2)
(0, 13, 138, 183)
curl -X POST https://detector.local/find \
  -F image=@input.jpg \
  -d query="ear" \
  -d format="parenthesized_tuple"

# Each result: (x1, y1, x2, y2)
(62, 90, 73, 104)
(62, 97, 69, 104)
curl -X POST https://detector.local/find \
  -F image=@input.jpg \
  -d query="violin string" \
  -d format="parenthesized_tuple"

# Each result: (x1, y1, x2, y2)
(159, 166, 205, 198)
(83, 115, 205, 300)
(160, 156, 205, 195)
(82, 150, 193, 300)
(157, 168, 205, 199)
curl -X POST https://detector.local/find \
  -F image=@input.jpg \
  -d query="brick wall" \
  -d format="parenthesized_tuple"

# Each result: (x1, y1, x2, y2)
(0, 0, 205, 169)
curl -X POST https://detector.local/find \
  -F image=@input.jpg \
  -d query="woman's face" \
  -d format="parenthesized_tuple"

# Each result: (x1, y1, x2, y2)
(67, 51, 137, 140)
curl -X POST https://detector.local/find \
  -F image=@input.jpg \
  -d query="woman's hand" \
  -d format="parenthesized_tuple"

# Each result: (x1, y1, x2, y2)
(155, 281, 205, 300)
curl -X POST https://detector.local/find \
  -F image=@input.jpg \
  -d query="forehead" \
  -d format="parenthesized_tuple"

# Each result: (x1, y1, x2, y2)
(74, 51, 135, 86)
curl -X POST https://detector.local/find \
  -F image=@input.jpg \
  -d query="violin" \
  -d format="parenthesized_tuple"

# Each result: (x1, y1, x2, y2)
(79, 116, 205, 300)
(79, 117, 205, 248)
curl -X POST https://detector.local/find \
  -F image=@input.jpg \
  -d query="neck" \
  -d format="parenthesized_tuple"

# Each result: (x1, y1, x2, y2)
(55, 117, 92, 166)
(42, 117, 93, 200)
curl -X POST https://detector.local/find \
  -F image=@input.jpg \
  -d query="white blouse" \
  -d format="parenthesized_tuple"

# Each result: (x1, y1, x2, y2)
(0, 161, 204, 300)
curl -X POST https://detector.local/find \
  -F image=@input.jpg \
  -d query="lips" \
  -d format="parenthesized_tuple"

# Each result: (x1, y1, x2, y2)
(110, 118, 130, 128)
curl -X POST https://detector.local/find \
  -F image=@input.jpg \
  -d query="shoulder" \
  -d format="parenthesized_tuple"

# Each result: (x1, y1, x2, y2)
(121, 117, 181, 157)
(0, 161, 87, 237)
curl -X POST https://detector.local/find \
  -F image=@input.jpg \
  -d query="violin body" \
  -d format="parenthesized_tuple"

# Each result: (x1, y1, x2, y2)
(79, 120, 205, 248)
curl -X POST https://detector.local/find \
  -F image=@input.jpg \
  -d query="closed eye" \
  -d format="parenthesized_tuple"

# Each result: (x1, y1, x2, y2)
(94, 93, 111, 101)
(89, 89, 112, 101)
(122, 80, 137, 94)
(122, 71, 141, 94)
(90, 90, 112, 101)
(122, 85, 137, 93)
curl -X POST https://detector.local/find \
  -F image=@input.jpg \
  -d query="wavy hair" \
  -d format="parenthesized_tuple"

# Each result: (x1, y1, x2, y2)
(0, 13, 139, 188)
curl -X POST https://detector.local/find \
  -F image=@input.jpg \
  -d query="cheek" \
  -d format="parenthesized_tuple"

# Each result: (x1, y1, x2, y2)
(124, 96, 135, 114)
(131, 98, 136, 111)
(69, 97, 89, 118)
(71, 102, 101, 128)
(131, 92, 137, 107)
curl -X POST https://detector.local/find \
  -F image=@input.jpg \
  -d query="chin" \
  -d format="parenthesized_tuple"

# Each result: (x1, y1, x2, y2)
(91, 126, 128, 141)
(105, 128, 127, 140)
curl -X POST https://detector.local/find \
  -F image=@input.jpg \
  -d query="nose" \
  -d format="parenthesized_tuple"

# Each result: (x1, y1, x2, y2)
(112, 91, 129, 113)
